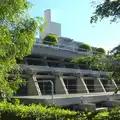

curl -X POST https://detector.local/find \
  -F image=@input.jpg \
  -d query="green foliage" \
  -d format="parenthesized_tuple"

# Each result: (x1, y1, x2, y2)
(0, 0, 44, 99)
(91, 0, 120, 23)
(90, 0, 120, 87)
(108, 45, 120, 81)
(11, 98, 20, 105)
(73, 43, 120, 82)
(95, 48, 106, 55)
(92, 111, 109, 120)
(79, 44, 92, 52)
(108, 107, 120, 120)
(43, 34, 58, 46)
(0, 102, 85, 120)
(72, 55, 103, 70)
(0, 102, 120, 119)
(92, 107, 120, 120)
(110, 44, 120, 57)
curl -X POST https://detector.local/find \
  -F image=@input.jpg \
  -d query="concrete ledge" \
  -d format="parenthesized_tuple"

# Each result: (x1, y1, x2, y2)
(22, 65, 108, 76)
(13, 92, 120, 106)
(32, 44, 86, 59)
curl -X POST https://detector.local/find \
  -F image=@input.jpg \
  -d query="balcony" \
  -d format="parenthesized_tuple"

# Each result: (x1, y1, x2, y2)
(31, 43, 93, 59)
(21, 64, 108, 76)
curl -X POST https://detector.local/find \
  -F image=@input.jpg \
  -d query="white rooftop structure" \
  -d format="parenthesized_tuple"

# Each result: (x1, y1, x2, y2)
(41, 9, 61, 38)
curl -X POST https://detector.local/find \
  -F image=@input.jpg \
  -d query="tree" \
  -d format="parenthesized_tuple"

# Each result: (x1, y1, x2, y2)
(73, 0, 120, 94)
(0, 0, 44, 99)
(72, 45, 120, 93)
(90, 0, 120, 91)
(91, 0, 120, 23)
(43, 34, 58, 46)
(72, 54, 104, 70)
(79, 44, 92, 52)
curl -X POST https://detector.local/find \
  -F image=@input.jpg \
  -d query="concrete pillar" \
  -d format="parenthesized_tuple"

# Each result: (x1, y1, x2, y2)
(76, 75, 89, 93)
(55, 73, 68, 94)
(27, 75, 42, 96)
(94, 77, 106, 92)
(109, 79, 118, 92)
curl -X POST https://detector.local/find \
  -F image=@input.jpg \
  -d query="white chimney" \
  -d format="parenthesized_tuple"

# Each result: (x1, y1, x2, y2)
(44, 9, 51, 22)
(41, 9, 61, 38)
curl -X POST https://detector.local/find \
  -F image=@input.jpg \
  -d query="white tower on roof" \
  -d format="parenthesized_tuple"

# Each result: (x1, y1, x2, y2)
(41, 9, 61, 38)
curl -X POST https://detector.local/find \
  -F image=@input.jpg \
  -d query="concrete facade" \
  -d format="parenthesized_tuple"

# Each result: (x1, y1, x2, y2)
(31, 43, 88, 59)
(13, 93, 120, 107)
(15, 9, 120, 106)
(23, 65, 118, 97)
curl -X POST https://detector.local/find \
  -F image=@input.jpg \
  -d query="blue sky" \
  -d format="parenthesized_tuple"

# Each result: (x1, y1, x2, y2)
(28, 0, 120, 50)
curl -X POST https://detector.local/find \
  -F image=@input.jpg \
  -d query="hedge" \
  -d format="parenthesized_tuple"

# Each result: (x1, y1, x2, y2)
(0, 101, 120, 120)
(0, 102, 86, 120)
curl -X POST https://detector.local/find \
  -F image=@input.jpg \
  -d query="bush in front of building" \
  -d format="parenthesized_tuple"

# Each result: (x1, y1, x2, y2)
(0, 101, 86, 120)
(79, 44, 92, 52)
(1, 101, 120, 120)
(43, 34, 58, 46)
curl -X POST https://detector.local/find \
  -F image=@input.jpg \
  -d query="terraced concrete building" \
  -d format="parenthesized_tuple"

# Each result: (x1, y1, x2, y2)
(16, 9, 119, 106)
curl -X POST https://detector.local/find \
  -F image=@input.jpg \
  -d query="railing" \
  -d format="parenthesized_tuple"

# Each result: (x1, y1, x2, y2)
(15, 80, 54, 104)
(33, 80, 54, 104)
(35, 40, 106, 54)
(39, 85, 116, 94)
(15, 80, 117, 96)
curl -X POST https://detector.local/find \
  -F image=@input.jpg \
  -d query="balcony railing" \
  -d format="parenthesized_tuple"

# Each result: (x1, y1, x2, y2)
(34, 41, 94, 56)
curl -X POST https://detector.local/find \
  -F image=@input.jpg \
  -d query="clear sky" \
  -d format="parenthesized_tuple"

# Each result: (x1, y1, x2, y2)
(28, 0, 120, 50)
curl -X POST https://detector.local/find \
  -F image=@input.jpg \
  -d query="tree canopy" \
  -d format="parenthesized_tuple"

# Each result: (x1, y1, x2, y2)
(72, 0, 120, 93)
(91, 0, 120, 23)
(43, 34, 58, 46)
(73, 45, 120, 82)
(74, 0, 118, 80)
(90, 0, 120, 81)
(0, 0, 44, 99)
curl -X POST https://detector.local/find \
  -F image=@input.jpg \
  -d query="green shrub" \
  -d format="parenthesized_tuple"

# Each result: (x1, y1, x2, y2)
(43, 34, 58, 46)
(95, 48, 106, 55)
(0, 102, 85, 120)
(1, 101, 120, 120)
(92, 107, 120, 120)
(79, 44, 92, 52)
